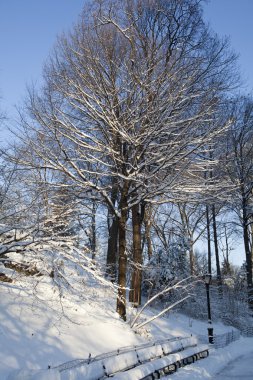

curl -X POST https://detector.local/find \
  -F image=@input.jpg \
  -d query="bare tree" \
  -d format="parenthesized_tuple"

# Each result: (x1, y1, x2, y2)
(224, 96, 253, 311)
(15, 0, 238, 319)
(176, 203, 206, 275)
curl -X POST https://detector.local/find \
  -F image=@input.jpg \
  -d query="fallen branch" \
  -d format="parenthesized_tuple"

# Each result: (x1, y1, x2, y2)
(134, 295, 192, 330)
(130, 276, 196, 328)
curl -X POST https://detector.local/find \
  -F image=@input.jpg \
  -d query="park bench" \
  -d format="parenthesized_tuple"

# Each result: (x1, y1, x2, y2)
(59, 336, 209, 380)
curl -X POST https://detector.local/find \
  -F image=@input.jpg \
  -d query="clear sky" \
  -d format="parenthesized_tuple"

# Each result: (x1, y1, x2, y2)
(0, 0, 84, 115)
(1, 0, 253, 115)
(203, 0, 253, 93)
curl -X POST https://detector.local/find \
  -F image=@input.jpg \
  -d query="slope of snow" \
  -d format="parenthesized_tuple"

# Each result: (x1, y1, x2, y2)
(1, 269, 252, 380)
(0, 275, 144, 379)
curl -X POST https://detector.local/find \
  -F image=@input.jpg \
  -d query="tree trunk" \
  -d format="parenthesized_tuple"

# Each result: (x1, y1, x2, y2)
(222, 224, 231, 275)
(91, 201, 96, 261)
(106, 184, 118, 281)
(242, 196, 253, 311)
(129, 203, 143, 306)
(144, 204, 153, 260)
(206, 205, 212, 275)
(212, 205, 222, 290)
(116, 184, 129, 321)
(189, 238, 195, 276)
(106, 215, 118, 282)
(250, 222, 253, 274)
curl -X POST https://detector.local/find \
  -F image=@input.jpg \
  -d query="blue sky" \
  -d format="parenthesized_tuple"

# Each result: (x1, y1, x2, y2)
(0, 0, 84, 113)
(203, 0, 253, 92)
(0, 0, 253, 115)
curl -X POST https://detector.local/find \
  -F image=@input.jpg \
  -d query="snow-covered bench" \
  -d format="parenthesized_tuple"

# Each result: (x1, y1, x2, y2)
(8, 337, 208, 380)
(59, 336, 206, 380)
(112, 345, 209, 380)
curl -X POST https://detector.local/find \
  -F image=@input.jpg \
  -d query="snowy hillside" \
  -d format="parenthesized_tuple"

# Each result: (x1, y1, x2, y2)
(0, 255, 144, 379)
(1, 262, 252, 380)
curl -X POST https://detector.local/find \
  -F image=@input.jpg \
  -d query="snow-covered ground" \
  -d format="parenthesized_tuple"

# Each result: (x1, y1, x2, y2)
(214, 350, 253, 380)
(0, 271, 252, 380)
(171, 338, 253, 379)
(0, 276, 144, 379)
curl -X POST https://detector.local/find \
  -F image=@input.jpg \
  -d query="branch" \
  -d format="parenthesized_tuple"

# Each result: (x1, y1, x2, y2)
(134, 295, 192, 330)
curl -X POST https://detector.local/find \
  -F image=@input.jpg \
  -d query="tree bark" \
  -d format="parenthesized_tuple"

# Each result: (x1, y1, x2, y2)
(250, 222, 253, 275)
(91, 201, 96, 261)
(206, 205, 212, 275)
(144, 204, 153, 260)
(116, 183, 129, 321)
(212, 205, 222, 290)
(106, 184, 118, 281)
(129, 203, 143, 306)
(242, 195, 253, 311)
(189, 238, 195, 276)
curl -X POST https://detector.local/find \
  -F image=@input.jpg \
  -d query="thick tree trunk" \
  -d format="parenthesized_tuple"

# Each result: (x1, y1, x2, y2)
(106, 184, 118, 281)
(144, 204, 153, 260)
(116, 184, 129, 321)
(250, 222, 253, 262)
(250, 222, 253, 276)
(242, 196, 253, 311)
(106, 216, 118, 282)
(129, 203, 143, 306)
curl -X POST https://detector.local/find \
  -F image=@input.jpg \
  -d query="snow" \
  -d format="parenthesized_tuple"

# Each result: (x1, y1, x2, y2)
(0, 277, 144, 380)
(214, 351, 253, 379)
(161, 340, 183, 355)
(104, 351, 139, 375)
(60, 361, 105, 380)
(137, 345, 164, 362)
(170, 338, 253, 379)
(113, 345, 209, 380)
(7, 369, 60, 380)
(0, 272, 252, 380)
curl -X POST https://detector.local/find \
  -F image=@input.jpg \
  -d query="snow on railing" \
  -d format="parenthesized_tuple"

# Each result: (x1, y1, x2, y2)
(240, 326, 253, 337)
(198, 329, 240, 349)
(53, 336, 190, 372)
(213, 330, 240, 348)
(9, 336, 206, 380)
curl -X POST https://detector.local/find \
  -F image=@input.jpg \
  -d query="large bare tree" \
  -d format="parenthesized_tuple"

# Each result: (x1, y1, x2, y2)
(16, 0, 238, 319)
